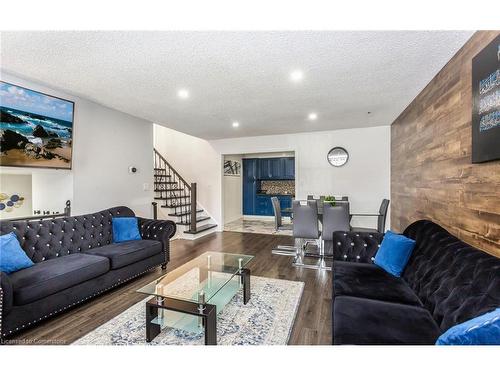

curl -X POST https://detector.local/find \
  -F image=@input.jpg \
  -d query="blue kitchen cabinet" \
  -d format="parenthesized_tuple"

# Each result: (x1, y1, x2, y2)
(258, 158, 271, 179)
(283, 157, 295, 179)
(257, 157, 295, 180)
(279, 195, 292, 216)
(255, 195, 273, 215)
(270, 158, 282, 179)
(243, 159, 258, 215)
(243, 157, 295, 216)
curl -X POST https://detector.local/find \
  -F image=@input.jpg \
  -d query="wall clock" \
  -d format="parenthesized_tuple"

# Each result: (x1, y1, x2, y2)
(327, 147, 349, 167)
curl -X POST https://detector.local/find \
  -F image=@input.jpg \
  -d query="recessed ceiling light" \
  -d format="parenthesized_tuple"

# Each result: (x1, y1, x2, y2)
(308, 113, 318, 121)
(177, 89, 189, 99)
(232, 121, 240, 128)
(290, 70, 304, 82)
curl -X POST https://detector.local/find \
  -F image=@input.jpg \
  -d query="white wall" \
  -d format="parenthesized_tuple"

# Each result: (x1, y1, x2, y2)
(0, 73, 154, 218)
(71, 99, 153, 217)
(154, 124, 391, 230)
(31, 170, 73, 214)
(223, 155, 242, 224)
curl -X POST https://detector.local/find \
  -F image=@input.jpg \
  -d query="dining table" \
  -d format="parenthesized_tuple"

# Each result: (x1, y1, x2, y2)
(281, 198, 350, 222)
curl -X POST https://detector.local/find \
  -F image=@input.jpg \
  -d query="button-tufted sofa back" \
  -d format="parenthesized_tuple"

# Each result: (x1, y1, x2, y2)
(331, 231, 384, 263)
(403, 220, 500, 332)
(0, 206, 135, 263)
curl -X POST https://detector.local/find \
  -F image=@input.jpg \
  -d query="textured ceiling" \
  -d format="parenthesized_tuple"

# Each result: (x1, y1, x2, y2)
(0, 31, 473, 139)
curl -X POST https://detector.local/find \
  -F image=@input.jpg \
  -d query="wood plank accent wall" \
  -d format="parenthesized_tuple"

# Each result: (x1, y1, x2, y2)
(391, 31, 500, 257)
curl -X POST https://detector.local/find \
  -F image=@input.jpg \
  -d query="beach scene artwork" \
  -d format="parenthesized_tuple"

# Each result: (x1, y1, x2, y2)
(0, 81, 74, 169)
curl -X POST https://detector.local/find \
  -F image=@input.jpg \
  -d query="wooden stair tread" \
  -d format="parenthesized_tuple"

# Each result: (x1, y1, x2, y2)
(154, 195, 190, 200)
(168, 209, 203, 217)
(161, 202, 191, 208)
(154, 188, 184, 192)
(184, 223, 217, 234)
(177, 216, 211, 225)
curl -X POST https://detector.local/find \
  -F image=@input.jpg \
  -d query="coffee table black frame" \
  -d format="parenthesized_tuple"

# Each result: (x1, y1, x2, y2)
(145, 267, 251, 345)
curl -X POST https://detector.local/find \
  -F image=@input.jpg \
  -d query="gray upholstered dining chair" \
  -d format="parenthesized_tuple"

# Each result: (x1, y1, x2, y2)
(350, 199, 390, 233)
(322, 203, 350, 265)
(322, 203, 350, 241)
(292, 200, 321, 268)
(271, 196, 292, 232)
(271, 197, 296, 256)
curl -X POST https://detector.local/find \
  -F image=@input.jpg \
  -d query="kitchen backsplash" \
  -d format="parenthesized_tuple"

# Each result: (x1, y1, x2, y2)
(260, 180, 295, 195)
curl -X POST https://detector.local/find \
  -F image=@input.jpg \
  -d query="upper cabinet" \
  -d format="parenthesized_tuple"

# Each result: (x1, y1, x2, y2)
(283, 157, 295, 179)
(256, 157, 295, 180)
(257, 158, 270, 179)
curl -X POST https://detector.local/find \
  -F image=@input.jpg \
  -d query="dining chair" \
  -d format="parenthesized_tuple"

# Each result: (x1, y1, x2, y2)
(270, 197, 297, 256)
(292, 200, 321, 269)
(322, 203, 350, 267)
(350, 199, 390, 233)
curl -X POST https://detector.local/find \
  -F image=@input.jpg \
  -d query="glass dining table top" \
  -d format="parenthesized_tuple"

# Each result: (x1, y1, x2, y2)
(137, 251, 254, 305)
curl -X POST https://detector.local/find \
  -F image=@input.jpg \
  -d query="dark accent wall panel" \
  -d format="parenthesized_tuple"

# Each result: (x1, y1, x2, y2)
(391, 31, 500, 257)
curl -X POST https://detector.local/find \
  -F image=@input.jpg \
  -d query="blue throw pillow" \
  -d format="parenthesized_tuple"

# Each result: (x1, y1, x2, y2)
(112, 217, 141, 243)
(0, 232, 34, 274)
(374, 230, 416, 277)
(436, 308, 500, 345)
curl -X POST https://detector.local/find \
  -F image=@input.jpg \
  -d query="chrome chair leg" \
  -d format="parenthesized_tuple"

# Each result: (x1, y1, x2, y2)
(272, 245, 297, 256)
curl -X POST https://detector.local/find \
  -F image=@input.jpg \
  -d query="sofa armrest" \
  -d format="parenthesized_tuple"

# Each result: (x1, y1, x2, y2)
(137, 218, 177, 265)
(1, 271, 13, 320)
(331, 231, 384, 264)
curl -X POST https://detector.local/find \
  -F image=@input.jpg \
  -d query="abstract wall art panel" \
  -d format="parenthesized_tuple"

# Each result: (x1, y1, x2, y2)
(472, 34, 500, 163)
(224, 160, 241, 176)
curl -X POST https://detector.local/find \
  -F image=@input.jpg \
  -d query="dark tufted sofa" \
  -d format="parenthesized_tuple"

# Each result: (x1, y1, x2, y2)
(331, 220, 500, 344)
(0, 206, 176, 339)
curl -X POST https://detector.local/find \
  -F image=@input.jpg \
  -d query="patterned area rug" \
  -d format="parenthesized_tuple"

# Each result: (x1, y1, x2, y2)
(74, 275, 304, 345)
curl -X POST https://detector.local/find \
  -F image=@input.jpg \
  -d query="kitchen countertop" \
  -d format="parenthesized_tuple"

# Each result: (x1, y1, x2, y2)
(256, 193, 295, 197)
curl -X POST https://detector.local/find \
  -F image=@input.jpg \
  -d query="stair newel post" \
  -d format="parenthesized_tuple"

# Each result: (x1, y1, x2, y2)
(152, 202, 158, 220)
(190, 183, 197, 233)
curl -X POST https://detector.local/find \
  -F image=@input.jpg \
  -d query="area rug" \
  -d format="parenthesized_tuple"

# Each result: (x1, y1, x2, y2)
(73, 275, 304, 345)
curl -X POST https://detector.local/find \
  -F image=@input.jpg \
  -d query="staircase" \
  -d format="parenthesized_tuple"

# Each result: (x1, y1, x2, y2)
(153, 148, 217, 237)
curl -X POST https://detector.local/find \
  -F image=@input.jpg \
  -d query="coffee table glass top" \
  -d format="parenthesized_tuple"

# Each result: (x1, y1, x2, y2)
(137, 251, 253, 304)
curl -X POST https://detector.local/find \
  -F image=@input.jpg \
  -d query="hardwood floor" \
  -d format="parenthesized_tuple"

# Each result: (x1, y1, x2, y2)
(8, 231, 332, 345)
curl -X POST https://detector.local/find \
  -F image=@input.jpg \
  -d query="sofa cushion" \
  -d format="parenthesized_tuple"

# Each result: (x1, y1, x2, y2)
(84, 240, 162, 269)
(333, 261, 422, 306)
(0, 232, 34, 274)
(436, 307, 500, 345)
(333, 296, 441, 345)
(9, 253, 110, 305)
(112, 217, 141, 243)
(374, 230, 416, 277)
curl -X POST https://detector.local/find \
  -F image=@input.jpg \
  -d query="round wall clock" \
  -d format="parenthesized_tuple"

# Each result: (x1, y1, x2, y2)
(327, 147, 349, 167)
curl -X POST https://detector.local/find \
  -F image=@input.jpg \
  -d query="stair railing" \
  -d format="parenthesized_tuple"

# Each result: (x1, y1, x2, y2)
(153, 148, 197, 232)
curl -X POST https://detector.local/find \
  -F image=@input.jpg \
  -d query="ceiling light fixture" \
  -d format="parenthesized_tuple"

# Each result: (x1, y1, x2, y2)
(308, 113, 318, 121)
(232, 121, 240, 128)
(177, 89, 190, 99)
(290, 70, 304, 82)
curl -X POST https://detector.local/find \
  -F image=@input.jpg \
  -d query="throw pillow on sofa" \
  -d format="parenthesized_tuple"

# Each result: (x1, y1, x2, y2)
(0, 231, 34, 273)
(436, 308, 500, 345)
(374, 230, 416, 277)
(112, 217, 141, 243)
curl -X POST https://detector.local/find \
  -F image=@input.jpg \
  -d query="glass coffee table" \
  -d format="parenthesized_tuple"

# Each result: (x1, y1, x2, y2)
(137, 251, 253, 345)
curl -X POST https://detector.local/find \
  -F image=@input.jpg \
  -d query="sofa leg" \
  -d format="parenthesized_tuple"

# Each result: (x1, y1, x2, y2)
(161, 263, 167, 270)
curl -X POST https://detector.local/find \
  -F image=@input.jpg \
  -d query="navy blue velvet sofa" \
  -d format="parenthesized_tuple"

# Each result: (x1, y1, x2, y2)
(331, 220, 500, 344)
(0, 206, 176, 340)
